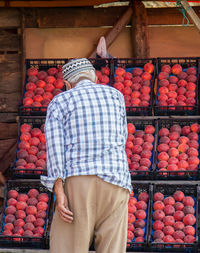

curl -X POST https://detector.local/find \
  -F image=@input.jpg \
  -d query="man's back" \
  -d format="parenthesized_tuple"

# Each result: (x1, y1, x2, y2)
(43, 58, 131, 253)
(44, 79, 131, 192)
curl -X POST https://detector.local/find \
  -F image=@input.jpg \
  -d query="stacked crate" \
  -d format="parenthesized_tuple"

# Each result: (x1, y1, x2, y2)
(124, 57, 200, 253)
(1, 57, 200, 251)
(0, 59, 69, 249)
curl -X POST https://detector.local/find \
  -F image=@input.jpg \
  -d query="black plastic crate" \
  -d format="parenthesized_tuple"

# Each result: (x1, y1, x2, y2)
(88, 58, 113, 85)
(44, 193, 55, 249)
(19, 59, 68, 116)
(154, 118, 200, 180)
(149, 183, 199, 252)
(12, 116, 46, 179)
(0, 180, 53, 249)
(111, 58, 157, 116)
(127, 182, 151, 252)
(127, 118, 158, 180)
(154, 57, 199, 116)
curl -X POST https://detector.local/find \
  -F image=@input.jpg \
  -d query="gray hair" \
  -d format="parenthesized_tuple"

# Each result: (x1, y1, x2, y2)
(67, 70, 96, 84)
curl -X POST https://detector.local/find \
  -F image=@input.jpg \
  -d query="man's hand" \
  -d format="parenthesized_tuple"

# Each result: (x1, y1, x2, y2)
(54, 178, 74, 223)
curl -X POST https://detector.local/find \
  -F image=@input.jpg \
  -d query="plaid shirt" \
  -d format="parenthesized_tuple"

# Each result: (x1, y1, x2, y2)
(41, 80, 132, 193)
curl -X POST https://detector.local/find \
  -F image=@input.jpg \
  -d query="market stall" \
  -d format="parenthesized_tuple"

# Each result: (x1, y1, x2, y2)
(0, 0, 200, 252)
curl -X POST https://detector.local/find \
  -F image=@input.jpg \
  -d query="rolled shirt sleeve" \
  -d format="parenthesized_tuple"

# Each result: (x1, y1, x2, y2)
(119, 92, 128, 142)
(41, 100, 66, 192)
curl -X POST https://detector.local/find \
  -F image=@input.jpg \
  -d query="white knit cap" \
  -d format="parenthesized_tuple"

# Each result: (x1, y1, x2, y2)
(62, 58, 95, 81)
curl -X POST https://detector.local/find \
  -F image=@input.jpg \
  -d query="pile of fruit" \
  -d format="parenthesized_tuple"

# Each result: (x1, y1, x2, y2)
(95, 66, 110, 85)
(23, 66, 64, 109)
(113, 63, 154, 109)
(2, 188, 49, 239)
(157, 123, 200, 175)
(157, 64, 197, 110)
(127, 190, 149, 246)
(152, 190, 196, 246)
(126, 123, 155, 174)
(15, 123, 46, 175)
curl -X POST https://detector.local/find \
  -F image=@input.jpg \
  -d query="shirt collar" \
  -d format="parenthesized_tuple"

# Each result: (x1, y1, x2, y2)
(74, 79, 94, 89)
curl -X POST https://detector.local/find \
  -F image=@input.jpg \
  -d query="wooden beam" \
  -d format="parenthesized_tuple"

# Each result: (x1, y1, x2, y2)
(89, 5, 133, 57)
(131, 0, 150, 58)
(105, 6, 133, 48)
(0, 9, 20, 27)
(22, 7, 200, 29)
(36, 7, 127, 28)
(147, 7, 200, 26)
(0, 0, 118, 7)
(180, 0, 200, 32)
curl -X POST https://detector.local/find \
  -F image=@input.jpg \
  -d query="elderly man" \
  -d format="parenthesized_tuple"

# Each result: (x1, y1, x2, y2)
(41, 58, 131, 253)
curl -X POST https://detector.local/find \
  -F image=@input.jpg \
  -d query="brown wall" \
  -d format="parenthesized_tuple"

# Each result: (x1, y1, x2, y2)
(25, 27, 132, 58)
(25, 26, 200, 59)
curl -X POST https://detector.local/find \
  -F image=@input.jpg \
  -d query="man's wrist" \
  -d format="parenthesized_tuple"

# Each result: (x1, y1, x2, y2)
(54, 178, 65, 196)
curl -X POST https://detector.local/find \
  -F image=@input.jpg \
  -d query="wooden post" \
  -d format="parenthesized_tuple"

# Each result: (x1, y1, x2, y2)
(131, 0, 150, 58)
(20, 8, 25, 97)
(89, 6, 133, 58)
(180, 0, 200, 33)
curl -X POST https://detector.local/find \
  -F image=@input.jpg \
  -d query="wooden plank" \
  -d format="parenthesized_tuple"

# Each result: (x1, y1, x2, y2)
(24, 8, 38, 28)
(0, 0, 118, 7)
(147, 7, 188, 25)
(0, 54, 21, 93)
(20, 8, 26, 94)
(0, 92, 21, 112)
(105, 6, 133, 48)
(37, 7, 127, 28)
(131, 0, 150, 58)
(149, 6, 200, 25)
(0, 123, 18, 140)
(149, 26, 200, 58)
(0, 113, 18, 123)
(0, 8, 20, 27)
(0, 139, 17, 174)
(180, 0, 200, 32)
(0, 71, 21, 93)
(0, 139, 16, 160)
(0, 29, 20, 51)
(23, 6, 200, 28)
(89, 6, 133, 57)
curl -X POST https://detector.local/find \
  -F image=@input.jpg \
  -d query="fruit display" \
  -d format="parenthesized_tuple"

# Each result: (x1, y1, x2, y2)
(126, 120, 156, 179)
(155, 119, 200, 179)
(0, 180, 53, 249)
(150, 184, 198, 251)
(89, 58, 112, 85)
(155, 58, 199, 115)
(112, 59, 155, 115)
(94, 60, 110, 86)
(127, 183, 150, 251)
(95, 66, 110, 85)
(20, 60, 67, 115)
(13, 118, 46, 177)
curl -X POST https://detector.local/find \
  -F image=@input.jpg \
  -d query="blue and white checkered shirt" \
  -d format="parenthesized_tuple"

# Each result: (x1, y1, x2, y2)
(41, 79, 132, 193)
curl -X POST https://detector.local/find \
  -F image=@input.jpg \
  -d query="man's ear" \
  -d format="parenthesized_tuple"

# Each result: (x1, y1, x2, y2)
(64, 80, 72, 90)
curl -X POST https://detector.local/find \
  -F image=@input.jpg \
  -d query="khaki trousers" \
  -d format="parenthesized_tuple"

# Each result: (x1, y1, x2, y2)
(50, 175, 129, 253)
